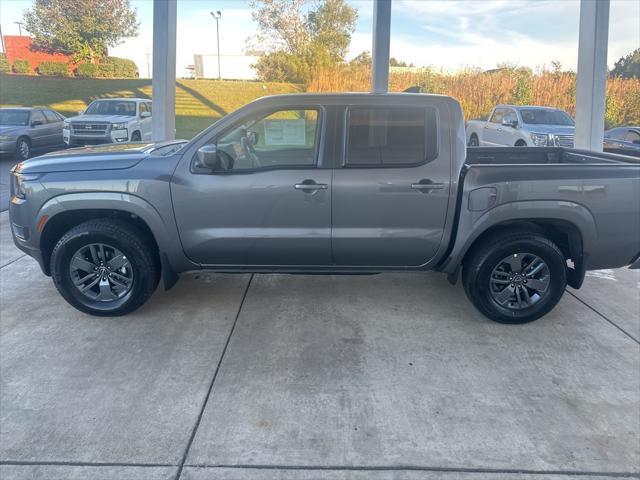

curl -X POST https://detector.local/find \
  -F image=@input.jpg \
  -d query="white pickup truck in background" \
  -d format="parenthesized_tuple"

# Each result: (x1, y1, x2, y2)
(63, 98, 153, 146)
(466, 105, 575, 148)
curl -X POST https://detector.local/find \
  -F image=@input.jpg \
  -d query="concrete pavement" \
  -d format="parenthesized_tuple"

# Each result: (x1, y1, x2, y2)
(1, 211, 638, 480)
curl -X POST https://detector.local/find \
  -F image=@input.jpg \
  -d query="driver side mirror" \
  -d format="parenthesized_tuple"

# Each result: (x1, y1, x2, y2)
(31, 120, 44, 127)
(140, 111, 151, 119)
(502, 118, 518, 128)
(195, 144, 232, 171)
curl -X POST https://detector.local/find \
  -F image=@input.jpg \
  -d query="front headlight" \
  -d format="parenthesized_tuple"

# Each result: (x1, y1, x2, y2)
(0, 134, 13, 141)
(10, 171, 40, 200)
(530, 133, 550, 146)
(63, 120, 70, 129)
(111, 122, 127, 130)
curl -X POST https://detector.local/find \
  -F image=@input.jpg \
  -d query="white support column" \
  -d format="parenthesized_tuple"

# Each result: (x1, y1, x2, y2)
(575, 0, 610, 151)
(152, 0, 177, 141)
(371, 0, 392, 94)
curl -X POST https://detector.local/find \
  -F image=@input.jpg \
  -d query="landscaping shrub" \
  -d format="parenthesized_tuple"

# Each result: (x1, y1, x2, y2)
(0, 53, 9, 73)
(38, 61, 69, 76)
(12, 59, 32, 74)
(104, 57, 138, 78)
(96, 63, 115, 78)
(76, 63, 98, 78)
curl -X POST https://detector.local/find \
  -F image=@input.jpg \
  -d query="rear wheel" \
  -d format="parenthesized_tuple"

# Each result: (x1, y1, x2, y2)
(51, 219, 160, 316)
(462, 231, 567, 324)
(16, 137, 31, 160)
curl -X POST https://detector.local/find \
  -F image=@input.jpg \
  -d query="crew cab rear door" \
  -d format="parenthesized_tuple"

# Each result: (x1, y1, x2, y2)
(171, 106, 331, 266)
(331, 103, 451, 267)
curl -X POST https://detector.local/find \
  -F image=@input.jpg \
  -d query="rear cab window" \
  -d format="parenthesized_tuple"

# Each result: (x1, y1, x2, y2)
(344, 106, 438, 167)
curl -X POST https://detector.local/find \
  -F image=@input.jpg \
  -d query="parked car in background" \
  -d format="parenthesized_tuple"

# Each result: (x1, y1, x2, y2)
(9, 93, 640, 324)
(0, 107, 66, 160)
(466, 105, 575, 147)
(604, 126, 640, 157)
(63, 98, 152, 146)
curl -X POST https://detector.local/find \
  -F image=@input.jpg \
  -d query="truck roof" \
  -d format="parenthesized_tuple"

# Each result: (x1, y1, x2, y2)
(89, 98, 149, 102)
(495, 104, 566, 110)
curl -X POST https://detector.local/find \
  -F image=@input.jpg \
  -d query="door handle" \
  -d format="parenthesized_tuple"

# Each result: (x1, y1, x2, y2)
(411, 180, 445, 192)
(294, 180, 328, 192)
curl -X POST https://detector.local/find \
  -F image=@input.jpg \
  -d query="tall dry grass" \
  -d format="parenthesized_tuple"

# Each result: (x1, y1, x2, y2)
(307, 65, 640, 128)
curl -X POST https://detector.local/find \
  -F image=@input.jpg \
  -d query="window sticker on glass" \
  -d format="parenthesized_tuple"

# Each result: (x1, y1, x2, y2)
(264, 119, 306, 146)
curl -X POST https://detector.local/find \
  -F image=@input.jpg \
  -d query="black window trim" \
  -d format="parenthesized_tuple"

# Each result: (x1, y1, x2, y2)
(190, 105, 325, 175)
(341, 105, 439, 169)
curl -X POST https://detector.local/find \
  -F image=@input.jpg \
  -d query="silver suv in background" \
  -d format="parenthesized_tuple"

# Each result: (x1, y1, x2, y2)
(466, 105, 575, 147)
(63, 98, 152, 146)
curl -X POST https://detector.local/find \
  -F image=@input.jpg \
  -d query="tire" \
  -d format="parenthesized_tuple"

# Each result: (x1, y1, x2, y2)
(50, 219, 160, 316)
(16, 137, 31, 160)
(131, 131, 141, 142)
(515, 140, 527, 147)
(468, 134, 479, 146)
(462, 231, 567, 324)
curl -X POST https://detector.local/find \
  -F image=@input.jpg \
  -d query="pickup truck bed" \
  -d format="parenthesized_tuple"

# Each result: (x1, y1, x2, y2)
(438, 147, 640, 286)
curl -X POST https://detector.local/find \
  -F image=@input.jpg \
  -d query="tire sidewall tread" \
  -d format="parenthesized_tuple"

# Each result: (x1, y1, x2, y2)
(463, 231, 567, 324)
(50, 219, 159, 317)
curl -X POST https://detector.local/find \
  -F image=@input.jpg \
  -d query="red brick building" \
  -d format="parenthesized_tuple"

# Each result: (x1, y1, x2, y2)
(2, 35, 77, 71)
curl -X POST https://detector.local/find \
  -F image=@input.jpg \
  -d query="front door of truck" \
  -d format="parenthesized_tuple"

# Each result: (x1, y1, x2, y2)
(483, 108, 507, 146)
(332, 105, 451, 267)
(171, 107, 332, 266)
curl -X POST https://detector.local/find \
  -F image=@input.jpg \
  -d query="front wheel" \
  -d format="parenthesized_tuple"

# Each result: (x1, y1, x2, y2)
(462, 231, 567, 324)
(51, 219, 160, 316)
(16, 137, 31, 160)
(131, 131, 141, 142)
(468, 134, 479, 146)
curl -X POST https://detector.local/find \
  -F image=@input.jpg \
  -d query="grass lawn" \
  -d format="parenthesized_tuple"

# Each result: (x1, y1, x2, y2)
(0, 75, 302, 139)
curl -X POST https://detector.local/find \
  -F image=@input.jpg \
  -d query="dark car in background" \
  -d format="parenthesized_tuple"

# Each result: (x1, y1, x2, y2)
(0, 107, 67, 160)
(604, 126, 640, 157)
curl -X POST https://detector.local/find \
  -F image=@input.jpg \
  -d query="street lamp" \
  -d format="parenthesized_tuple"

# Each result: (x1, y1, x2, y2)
(14, 22, 24, 36)
(209, 10, 222, 80)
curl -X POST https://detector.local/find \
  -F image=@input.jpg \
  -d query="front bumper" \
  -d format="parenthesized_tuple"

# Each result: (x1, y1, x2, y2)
(0, 140, 16, 154)
(63, 128, 129, 146)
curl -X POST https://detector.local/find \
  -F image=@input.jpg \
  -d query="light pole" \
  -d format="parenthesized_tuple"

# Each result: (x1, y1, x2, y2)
(209, 10, 222, 80)
(14, 22, 24, 36)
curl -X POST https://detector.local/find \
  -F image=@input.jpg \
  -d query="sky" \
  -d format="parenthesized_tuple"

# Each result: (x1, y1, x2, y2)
(0, 0, 638, 77)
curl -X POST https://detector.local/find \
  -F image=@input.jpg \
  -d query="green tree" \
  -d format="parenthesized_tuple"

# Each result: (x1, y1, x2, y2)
(610, 48, 640, 79)
(389, 57, 414, 67)
(23, 0, 139, 63)
(250, 0, 357, 83)
(350, 50, 371, 66)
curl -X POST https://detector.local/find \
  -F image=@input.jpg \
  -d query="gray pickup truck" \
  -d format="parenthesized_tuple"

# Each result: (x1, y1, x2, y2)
(9, 93, 640, 323)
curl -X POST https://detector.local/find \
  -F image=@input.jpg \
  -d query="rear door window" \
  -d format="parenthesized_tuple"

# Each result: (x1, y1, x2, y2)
(625, 130, 640, 143)
(43, 110, 60, 123)
(31, 110, 46, 125)
(345, 107, 436, 166)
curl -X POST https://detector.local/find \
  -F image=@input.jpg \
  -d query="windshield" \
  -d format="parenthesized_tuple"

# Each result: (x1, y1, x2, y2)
(85, 100, 136, 116)
(0, 110, 30, 126)
(520, 109, 574, 126)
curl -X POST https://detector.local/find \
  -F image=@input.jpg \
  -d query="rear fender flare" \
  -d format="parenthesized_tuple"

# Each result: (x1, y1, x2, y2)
(441, 200, 597, 274)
